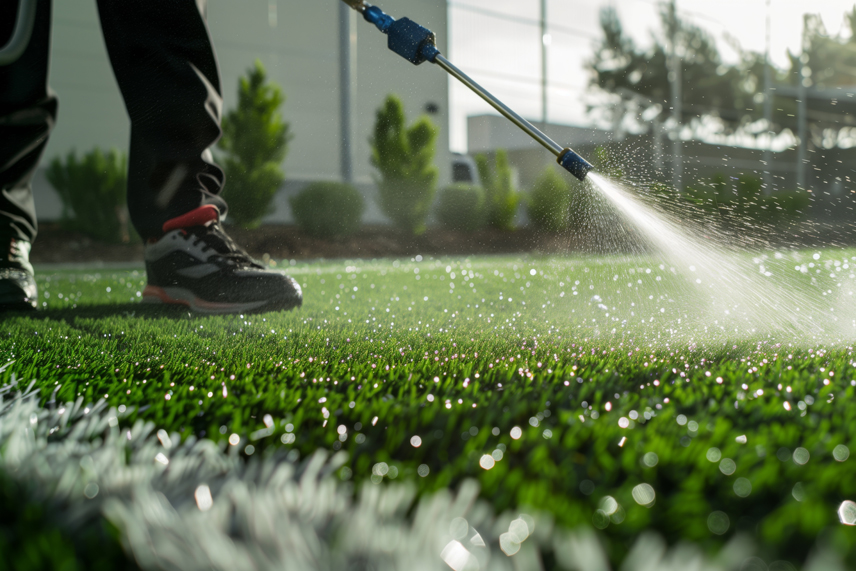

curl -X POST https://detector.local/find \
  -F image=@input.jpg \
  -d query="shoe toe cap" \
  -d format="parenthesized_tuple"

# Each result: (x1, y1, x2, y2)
(0, 269, 38, 311)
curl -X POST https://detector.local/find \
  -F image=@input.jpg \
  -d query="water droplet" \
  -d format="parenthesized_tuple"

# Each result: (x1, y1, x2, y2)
(707, 511, 730, 535)
(195, 484, 213, 511)
(449, 517, 468, 540)
(719, 458, 737, 475)
(706, 447, 722, 462)
(838, 500, 856, 525)
(598, 496, 618, 516)
(733, 477, 752, 497)
(793, 447, 810, 465)
(632, 483, 656, 507)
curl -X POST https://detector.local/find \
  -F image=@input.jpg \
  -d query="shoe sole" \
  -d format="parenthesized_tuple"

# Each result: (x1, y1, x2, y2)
(142, 285, 299, 315)
(0, 301, 37, 313)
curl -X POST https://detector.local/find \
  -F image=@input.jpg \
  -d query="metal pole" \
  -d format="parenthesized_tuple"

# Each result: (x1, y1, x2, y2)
(797, 17, 808, 191)
(669, 0, 683, 191)
(434, 54, 564, 156)
(339, 2, 357, 183)
(540, 0, 548, 125)
(653, 118, 664, 174)
(762, 0, 773, 195)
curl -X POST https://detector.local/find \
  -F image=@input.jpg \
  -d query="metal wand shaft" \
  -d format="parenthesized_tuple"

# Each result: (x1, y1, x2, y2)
(433, 54, 564, 157)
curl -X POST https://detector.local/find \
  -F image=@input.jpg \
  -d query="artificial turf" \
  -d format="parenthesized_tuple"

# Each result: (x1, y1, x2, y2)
(3, 251, 856, 568)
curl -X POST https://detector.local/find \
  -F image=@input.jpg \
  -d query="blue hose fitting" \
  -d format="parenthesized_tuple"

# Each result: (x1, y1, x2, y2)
(558, 147, 593, 181)
(364, 5, 394, 33)
(363, 6, 440, 65)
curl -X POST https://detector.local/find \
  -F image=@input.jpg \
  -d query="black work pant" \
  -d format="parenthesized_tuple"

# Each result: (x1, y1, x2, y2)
(0, 0, 228, 243)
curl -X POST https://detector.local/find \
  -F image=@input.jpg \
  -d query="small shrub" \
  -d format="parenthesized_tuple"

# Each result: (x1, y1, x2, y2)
(770, 190, 809, 220)
(688, 173, 808, 226)
(45, 148, 131, 243)
(436, 184, 485, 232)
(475, 149, 519, 230)
(527, 167, 571, 232)
(370, 95, 439, 235)
(591, 146, 624, 179)
(290, 182, 365, 239)
(219, 60, 290, 229)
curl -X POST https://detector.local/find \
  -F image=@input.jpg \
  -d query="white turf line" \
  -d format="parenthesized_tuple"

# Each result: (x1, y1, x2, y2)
(0, 363, 840, 571)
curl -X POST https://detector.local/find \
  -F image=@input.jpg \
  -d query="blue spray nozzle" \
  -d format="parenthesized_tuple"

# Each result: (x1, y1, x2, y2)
(558, 148, 594, 182)
(350, 1, 595, 184)
(363, 6, 440, 65)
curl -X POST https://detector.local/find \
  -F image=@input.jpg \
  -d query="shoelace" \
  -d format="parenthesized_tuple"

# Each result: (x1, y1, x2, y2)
(181, 224, 264, 269)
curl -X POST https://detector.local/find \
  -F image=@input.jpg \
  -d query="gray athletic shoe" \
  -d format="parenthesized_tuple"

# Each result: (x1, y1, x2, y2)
(0, 238, 37, 312)
(142, 205, 302, 314)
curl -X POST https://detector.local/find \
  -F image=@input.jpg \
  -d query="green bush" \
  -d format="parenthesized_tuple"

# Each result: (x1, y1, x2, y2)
(683, 173, 808, 226)
(770, 190, 810, 219)
(527, 167, 571, 232)
(475, 149, 519, 230)
(45, 148, 131, 243)
(435, 184, 486, 232)
(591, 146, 624, 179)
(370, 95, 439, 235)
(290, 182, 365, 239)
(219, 61, 290, 229)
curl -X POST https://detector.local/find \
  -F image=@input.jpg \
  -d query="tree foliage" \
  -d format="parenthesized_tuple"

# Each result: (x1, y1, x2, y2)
(219, 61, 290, 229)
(587, 5, 766, 138)
(370, 95, 439, 235)
(588, 6, 856, 146)
(786, 10, 856, 90)
(475, 149, 519, 231)
(780, 10, 856, 147)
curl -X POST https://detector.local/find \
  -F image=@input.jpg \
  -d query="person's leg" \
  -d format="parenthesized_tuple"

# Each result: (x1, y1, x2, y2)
(0, 0, 53, 310)
(95, 0, 227, 241)
(96, 0, 301, 314)
(0, 0, 55, 254)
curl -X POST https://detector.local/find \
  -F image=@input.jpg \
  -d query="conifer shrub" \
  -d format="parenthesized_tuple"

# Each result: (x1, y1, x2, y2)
(219, 61, 290, 229)
(475, 149, 519, 230)
(527, 167, 571, 232)
(370, 95, 438, 235)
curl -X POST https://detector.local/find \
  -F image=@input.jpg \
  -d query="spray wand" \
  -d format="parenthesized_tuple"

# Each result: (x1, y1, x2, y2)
(340, 0, 593, 181)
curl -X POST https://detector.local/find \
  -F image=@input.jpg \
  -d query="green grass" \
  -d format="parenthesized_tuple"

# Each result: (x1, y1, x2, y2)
(4, 251, 856, 568)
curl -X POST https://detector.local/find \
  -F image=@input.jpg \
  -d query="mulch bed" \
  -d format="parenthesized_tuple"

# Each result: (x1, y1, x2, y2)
(29, 223, 581, 264)
(29, 221, 856, 265)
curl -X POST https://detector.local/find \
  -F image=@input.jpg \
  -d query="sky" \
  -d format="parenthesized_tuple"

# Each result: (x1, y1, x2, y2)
(448, 0, 856, 152)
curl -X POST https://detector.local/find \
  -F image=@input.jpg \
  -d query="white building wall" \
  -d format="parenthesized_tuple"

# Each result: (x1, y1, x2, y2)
(35, 0, 451, 224)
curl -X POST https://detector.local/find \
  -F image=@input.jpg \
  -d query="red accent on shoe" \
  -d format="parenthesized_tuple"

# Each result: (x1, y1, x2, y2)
(143, 285, 189, 307)
(162, 205, 220, 233)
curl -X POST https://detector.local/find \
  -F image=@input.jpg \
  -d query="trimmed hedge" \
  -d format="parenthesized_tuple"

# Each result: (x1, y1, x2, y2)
(527, 167, 571, 232)
(290, 181, 365, 239)
(435, 184, 486, 232)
